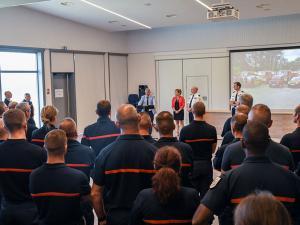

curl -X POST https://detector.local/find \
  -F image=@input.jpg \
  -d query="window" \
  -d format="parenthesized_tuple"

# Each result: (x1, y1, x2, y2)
(0, 50, 44, 126)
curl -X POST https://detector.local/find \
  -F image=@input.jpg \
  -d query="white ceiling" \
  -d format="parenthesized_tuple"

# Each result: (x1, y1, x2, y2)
(0, 0, 49, 8)
(22, 0, 300, 32)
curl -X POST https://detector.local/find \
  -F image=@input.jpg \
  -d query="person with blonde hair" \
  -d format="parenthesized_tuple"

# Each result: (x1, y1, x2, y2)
(31, 105, 58, 147)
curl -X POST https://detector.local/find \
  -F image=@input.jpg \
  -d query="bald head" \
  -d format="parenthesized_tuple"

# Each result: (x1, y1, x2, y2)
(236, 104, 250, 115)
(248, 104, 272, 128)
(117, 104, 140, 131)
(139, 112, 152, 131)
(59, 118, 78, 140)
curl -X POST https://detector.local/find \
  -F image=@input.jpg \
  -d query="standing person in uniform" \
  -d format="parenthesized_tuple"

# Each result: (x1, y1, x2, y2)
(229, 82, 244, 116)
(31, 106, 58, 147)
(154, 111, 194, 187)
(172, 89, 185, 136)
(23, 93, 35, 126)
(138, 88, 156, 123)
(180, 102, 217, 198)
(281, 104, 300, 171)
(138, 112, 156, 144)
(81, 100, 120, 157)
(3, 91, 12, 108)
(192, 121, 300, 225)
(91, 104, 157, 225)
(129, 146, 200, 225)
(0, 109, 46, 225)
(29, 129, 91, 225)
(187, 86, 203, 123)
(16, 102, 37, 142)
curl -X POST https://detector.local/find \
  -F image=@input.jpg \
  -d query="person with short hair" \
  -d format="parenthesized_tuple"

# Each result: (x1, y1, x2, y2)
(180, 102, 217, 198)
(0, 102, 8, 142)
(187, 86, 203, 123)
(139, 112, 156, 144)
(3, 91, 12, 107)
(234, 192, 292, 225)
(129, 146, 200, 225)
(0, 109, 46, 225)
(23, 93, 35, 126)
(230, 82, 244, 116)
(172, 89, 185, 136)
(91, 104, 157, 225)
(81, 100, 120, 157)
(30, 129, 91, 225)
(192, 121, 300, 225)
(31, 105, 58, 147)
(154, 111, 194, 187)
(16, 102, 38, 142)
(138, 88, 156, 123)
(8, 101, 18, 109)
(281, 104, 300, 173)
(239, 93, 254, 109)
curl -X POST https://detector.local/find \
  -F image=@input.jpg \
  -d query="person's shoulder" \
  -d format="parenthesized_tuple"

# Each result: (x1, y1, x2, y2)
(269, 140, 289, 152)
(181, 187, 199, 196)
(138, 188, 154, 199)
(226, 141, 242, 153)
(30, 164, 45, 177)
(83, 122, 98, 132)
(178, 141, 193, 151)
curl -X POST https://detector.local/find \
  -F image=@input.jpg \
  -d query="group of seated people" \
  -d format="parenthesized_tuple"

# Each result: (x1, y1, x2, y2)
(0, 93, 299, 225)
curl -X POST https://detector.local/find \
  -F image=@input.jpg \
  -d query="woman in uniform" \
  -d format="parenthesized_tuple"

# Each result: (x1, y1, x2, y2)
(172, 89, 185, 136)
(129, 146, 200, 225)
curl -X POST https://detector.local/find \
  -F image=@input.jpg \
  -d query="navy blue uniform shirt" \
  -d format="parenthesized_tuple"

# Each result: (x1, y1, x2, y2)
(221, 117, 231, 137)
(81, 117, 120, 157)
(142, 135, 156, 144)
(27, 121, 37, 142)
(221, 131, 234, 146)
(129, 187, 200, 225)
(30, 163, 91, 225)
(31, 124, 56, 147)
(281, 127, 300, 170)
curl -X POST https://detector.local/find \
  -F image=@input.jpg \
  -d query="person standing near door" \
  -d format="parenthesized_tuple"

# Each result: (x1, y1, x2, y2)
(230, 82, 244, 116)
(172, 89, 185, 136)
(3, 91, 12, 107)
(187, 86, 203, 123)
(138, 88, 156, 123)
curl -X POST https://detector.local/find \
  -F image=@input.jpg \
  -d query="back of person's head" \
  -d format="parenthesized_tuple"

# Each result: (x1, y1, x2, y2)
(96, 100, 111, 117)
(234, 192, 291, 225)
(41, 105, 58, 125)
(116, 104, 140, 131)
(294, 104, 300, 123)
(59, 118, 78, 140)
(239, 94, 253, 108)
(248, 104, 272, 128)
(3, 109, 26, 133)
(155, 111, 175, 136)
(139, 112, 152, 131)
(153, 146, 182, 204)
(231, 113, 248, 133)
(8, 101, 18, 109)
(16, 102, 30, 120)
(236, 104, 250, 115)
(192, 101, 205, 117)
(0, 102, 7, 117)
(242, 120, 270, 155)
(0, 119, 8, 140)
(44, 129, 67, 157)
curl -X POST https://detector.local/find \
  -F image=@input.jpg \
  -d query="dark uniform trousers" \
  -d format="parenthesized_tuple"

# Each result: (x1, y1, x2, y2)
(189, 112, 194, 123)
(192, 160, 213, 199)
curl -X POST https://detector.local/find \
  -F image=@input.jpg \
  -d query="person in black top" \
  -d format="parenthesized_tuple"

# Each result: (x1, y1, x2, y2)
(221, 104, 294, 172)
(130, 146, 200, 225)
(139, 112, 156, 144)
(213, 113, 247, 172)
(281, 104, 300, 171)
(31, 105, 58, 147)
(179, 102, 217, 198)
(154, 111, 193, 187)
(91, 104, 157, 225)
(0, 102, 8, 142)
(193, 121, 300, 225)
(16, 102, 38, 142)
(81, 100, 120, 157)
(0, 109, 46, 225)
(30, 129, 91, 225)
(3, 91, 12, 108)
(23, 93, 35, 126)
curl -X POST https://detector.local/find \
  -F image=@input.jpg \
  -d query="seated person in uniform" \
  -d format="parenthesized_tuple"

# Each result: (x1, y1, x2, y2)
(138, 112, 156, 144)
(30, 129, 91, 225)
(81, 100, 120, 157)
(213, 113, 247, 172)
(280, 104, 300, 172)
(16, 102, 37, 142)
(234, 192, 292, 225)
(180, 102, 217, 198)
(91, 104, 157, 225)
(31, 105, 58, 147)
(154, 111, 194, 187)
(192, 121, 300, 225)
(0, 102, 8, 142)
(0, 109, 46, 225)
(221, 104, 294, 172)
(129, 146, 200, 225)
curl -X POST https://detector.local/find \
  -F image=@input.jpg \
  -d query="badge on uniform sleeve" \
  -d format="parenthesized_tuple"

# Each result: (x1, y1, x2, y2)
(210, 176, 221, 189)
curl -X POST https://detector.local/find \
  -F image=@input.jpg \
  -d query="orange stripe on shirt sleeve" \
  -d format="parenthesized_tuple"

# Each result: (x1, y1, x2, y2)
(184, 138, 215, 143)
(31, 139, 44, 143)
(67, 164, 90, 168)
(105, 169, 156, 175)
(31, 192, 80, 197)
(0, 168, 33, 173)
(290, 150, 300, 153)
(86, 133, 120, 141)
(231, 196, 296, 204)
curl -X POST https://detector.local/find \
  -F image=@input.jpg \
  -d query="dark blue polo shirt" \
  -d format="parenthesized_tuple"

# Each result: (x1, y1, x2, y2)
(221, 140, 295, 172)
(30, 163, 91, 225)
(142, 135, 156, 144)
(31, 124, 56, 147)
(65, 139, 95, 178)
(93, 134, 156, 222)
(281, 127, 300, 170)
(129, 187, 200, 225)
(27, 121, 37, 142)
(221, 131, 234, 146)
(81, 117, 120, 157)
(202, 156, 300, 225)
(154, 137, 194, 187)
(221, 117, 231, 137)
(0, 139, 46, 204)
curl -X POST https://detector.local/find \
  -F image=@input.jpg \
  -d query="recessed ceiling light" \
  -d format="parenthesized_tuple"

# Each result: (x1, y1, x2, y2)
(264, 8, 271, 11)
(256, 3, 270, 9)
(108, 20, 118, 23)
(166, 14, 177, 18)
(121, 24, 127, 27)
(80, 0, 152, 29)
(194, 0, 212, 11)
(60, 1, 73, 6)
(144, 3, 152, 6)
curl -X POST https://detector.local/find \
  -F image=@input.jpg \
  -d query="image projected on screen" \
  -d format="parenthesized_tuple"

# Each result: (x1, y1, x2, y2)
(231, 48, 300, 111)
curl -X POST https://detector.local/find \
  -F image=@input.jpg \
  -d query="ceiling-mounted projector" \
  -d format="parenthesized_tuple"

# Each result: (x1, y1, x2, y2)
(207, 2, 239, 21)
